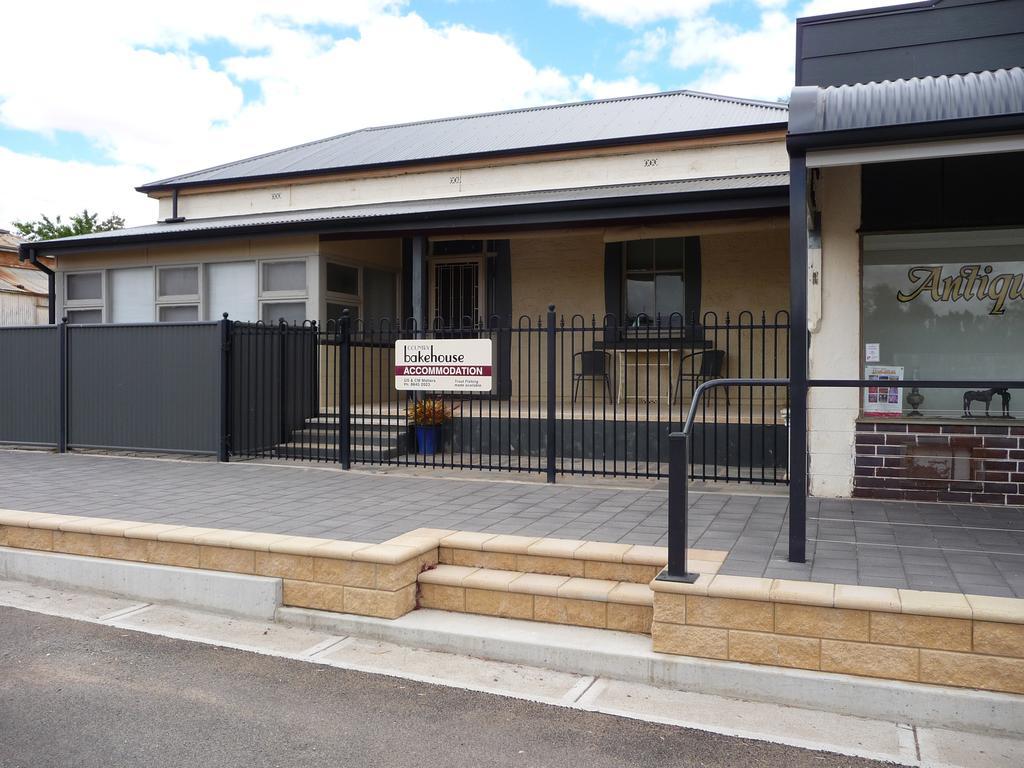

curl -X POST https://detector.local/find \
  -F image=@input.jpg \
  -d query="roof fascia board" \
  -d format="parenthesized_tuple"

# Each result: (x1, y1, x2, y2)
(32, 186, 788, 256)
(137, 123, 788, 194)
(806, 133, 1024, 167)
(787, 113, 1024, 152)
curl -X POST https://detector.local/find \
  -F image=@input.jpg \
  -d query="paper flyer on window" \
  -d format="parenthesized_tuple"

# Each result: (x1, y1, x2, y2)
(863, 364, 904, 417)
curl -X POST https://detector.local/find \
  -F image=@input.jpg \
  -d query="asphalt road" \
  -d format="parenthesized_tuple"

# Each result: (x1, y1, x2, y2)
(0, 606, 893, 768)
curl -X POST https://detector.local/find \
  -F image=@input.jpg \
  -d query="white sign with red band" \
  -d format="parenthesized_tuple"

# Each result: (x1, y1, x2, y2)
(395, 339, 493, 392)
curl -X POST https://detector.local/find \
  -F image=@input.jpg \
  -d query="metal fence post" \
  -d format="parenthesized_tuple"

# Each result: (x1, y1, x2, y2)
(58, 317, 68, 453)
(218, 313, 231, 462)
(657, 432, 698, 583)
(339, 309, 351, 470)
(546, 304, 557, 483)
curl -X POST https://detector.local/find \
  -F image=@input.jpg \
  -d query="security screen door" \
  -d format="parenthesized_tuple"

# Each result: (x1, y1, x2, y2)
(431, 257, 483, 328)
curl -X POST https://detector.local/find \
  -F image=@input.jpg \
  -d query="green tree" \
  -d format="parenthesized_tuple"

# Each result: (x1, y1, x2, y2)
(13, 209, 125, 241)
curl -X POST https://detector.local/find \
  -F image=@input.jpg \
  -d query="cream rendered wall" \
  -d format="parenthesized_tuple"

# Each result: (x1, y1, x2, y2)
(160, 139, 788, 221)
(701, 227, 789, 319)
(510, 232, 605, 321)
(807, 165, 861, 498)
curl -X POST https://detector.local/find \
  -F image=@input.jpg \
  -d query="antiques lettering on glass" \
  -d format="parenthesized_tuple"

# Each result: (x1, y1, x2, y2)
(897, 264, 1024, 316)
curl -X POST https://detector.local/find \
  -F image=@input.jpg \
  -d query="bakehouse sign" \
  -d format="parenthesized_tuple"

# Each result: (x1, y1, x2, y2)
(897, 264, 1024, 316)
(395, 339, 493, 392)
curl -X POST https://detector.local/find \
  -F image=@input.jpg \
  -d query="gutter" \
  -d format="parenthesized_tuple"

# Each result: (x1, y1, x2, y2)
(18, 243, 56, 324)
(786, 113, 1024, 153)
(26, 182, 790, 255)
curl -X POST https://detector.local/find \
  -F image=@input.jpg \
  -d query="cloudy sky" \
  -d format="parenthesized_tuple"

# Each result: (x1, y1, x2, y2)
(0, 0, 888, 230)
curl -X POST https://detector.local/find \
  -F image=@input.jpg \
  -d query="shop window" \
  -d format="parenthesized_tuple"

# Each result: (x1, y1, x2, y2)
(862, 229, 1024, 418)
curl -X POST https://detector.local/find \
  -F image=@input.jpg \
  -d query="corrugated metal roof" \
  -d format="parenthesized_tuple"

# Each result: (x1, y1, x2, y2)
(0, 228, 23, 253)
(142, 90, 788, 190)
(0, 265, 48, 296)
(789, 67, 1024, 135)
(36, 172, 788, 250)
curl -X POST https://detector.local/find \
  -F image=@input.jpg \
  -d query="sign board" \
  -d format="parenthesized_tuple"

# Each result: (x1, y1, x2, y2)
(863, 364, 904, 417)
(395, 339, 493, 392)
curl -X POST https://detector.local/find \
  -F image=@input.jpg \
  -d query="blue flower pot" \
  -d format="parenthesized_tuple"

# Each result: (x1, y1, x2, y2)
(415, 425, 442, 454)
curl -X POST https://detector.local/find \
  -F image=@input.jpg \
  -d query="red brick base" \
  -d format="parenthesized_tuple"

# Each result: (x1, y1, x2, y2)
(853, 420, 1024, 505)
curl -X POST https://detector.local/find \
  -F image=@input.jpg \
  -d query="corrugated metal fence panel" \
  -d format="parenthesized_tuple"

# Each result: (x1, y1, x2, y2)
(0, 325, 59, 445)
(67, 323, 221, 453)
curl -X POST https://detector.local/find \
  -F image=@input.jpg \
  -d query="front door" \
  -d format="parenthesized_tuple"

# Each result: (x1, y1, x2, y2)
(429, 256, 485, 329)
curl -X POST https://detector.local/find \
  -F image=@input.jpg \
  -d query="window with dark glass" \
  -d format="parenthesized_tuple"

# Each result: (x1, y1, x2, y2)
(623, 238, 686, 328)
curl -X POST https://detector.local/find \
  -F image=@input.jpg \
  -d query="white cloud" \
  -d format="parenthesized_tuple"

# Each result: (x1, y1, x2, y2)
(550, 0, 716, 26)
(0, 1, 652, 230)
(627, 0, 904, 101)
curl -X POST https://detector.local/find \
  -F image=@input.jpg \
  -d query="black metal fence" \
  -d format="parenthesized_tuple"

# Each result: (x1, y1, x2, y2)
(228, 309, 790, 483)
(0, 320, 227, 455)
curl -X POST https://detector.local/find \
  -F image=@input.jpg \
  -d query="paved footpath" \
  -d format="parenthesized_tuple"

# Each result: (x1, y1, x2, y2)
(0, 606, 890, 768)
(3, 449, 1023, 596)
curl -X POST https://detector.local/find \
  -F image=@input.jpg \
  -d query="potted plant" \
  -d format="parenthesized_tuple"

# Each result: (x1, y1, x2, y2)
(406, 397, 454, 454)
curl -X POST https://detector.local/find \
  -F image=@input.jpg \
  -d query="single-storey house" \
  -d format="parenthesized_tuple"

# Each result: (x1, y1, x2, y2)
(10, 0, 1024, 518)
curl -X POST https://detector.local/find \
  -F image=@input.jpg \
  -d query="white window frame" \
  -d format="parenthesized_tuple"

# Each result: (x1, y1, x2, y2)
(324, 259, 362, 323)
(63, 270, 105, 323)
(155, 264, 202, 322)
(258, 257, 309, 324)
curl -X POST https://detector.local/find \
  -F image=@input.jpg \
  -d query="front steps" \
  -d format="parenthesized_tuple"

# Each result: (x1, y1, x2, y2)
(415, 533, 726, 634)
(273, 413, 409, 461)
(420, 564, 656, 633)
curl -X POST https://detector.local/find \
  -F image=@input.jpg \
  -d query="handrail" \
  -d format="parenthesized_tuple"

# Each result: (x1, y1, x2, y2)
(658, 377, 790, 584)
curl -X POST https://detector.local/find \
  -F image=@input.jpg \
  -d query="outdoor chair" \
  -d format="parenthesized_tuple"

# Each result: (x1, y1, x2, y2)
(572, 350, 613, 403)
(671, 349, 725, 405)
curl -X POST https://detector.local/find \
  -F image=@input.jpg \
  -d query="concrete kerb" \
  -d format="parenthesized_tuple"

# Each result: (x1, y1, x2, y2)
(278, 605, 1024, 738)
(0, 546, 281, 619)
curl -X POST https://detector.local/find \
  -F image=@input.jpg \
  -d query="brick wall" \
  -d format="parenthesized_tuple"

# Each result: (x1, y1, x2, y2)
(853, 420, 1024, 505)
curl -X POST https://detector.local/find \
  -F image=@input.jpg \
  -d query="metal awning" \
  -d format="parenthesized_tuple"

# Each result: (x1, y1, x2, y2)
(24, 172, 788, 255)
(788, 67, 1024, 153)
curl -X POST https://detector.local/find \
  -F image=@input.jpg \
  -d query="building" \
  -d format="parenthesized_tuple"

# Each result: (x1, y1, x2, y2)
(0, 229, 49, 325)
(10, 0, 1024, 510)
(787, 0, 1024, 508)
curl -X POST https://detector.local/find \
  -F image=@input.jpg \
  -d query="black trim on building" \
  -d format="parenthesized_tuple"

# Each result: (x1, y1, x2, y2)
(796, 0, 1024, 88)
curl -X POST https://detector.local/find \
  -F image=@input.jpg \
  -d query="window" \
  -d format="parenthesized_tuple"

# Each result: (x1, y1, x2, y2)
(207, 261, 257, 321)
(862, 229, 1024, 418)
(110, 268, 154, 323)
(324, 260, 397, 328)
(259, 259, 307, 324)
(66, 309, 103, 324)
(64, 271, 104, 322)
(262, 301, 306, 325)
(262, 260, 306, 293)
(623, 238, 686, 328)
(156, 265, 200, 322)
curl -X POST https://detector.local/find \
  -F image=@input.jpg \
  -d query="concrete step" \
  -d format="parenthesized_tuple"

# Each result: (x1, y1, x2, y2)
(418, 564, 654, 634)
(291, 427, 406, 447)
(305, 414, 408, 429)
(272, 443, 404, 461)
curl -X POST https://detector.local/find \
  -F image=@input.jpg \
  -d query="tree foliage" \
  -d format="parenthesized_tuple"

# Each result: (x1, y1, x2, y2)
(13, 209, 125, 241)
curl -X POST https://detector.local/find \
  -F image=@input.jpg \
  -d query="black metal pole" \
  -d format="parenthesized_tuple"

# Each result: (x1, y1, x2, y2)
(546, 304, 557, 483)
(58, 317, 68, 453)
(787, 154, 809, 564)
(218, 313, 231, 462)
(657, 431, 697, 583)
(339, 309, 352, 470)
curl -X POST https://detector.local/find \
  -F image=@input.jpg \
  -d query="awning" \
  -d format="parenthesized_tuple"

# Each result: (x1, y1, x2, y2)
(25, 172, 788, 255)
(788, 67, 1024, 153)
